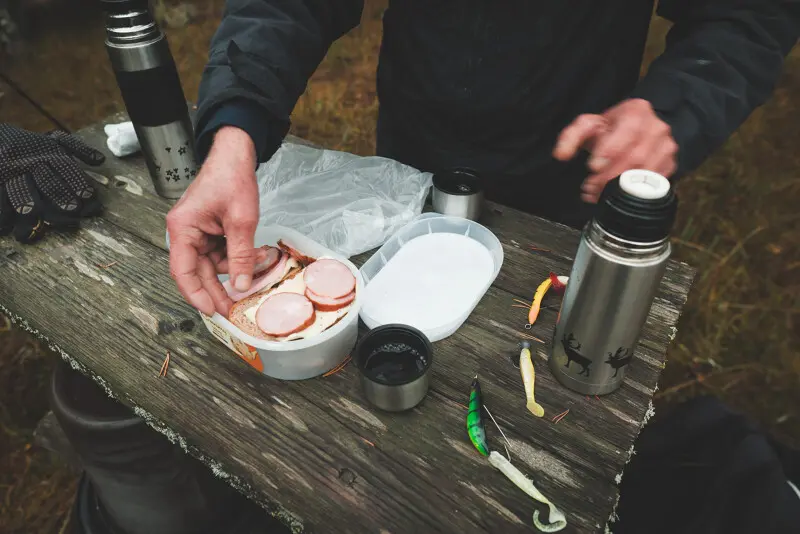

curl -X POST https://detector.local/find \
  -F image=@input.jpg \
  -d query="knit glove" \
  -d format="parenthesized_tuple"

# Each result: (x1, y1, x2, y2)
(0, 123, 105, 243)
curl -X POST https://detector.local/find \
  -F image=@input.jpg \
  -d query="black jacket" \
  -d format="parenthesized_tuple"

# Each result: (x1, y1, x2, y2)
(195, 0, 798, 225)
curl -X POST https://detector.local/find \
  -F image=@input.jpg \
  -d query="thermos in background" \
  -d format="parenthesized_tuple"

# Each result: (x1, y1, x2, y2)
(549, 169, 678, 395)
(101, 0, 198, 199)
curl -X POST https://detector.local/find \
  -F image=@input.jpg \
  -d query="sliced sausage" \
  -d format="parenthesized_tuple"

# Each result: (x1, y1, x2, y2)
(253, 246, 281, 275)
(277, 239, 316, 265)
(255, 292, 316, 337)
(303, 258, 356, 300)
(305, 287, 355, 311)
(223, 252, 288, 302)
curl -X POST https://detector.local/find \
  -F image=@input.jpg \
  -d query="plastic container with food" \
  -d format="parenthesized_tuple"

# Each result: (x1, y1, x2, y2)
(166, 226, 364, 380)
(359, 213, 504, 342)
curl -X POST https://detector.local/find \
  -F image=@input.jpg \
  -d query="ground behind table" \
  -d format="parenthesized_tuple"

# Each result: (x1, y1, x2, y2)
(0, 113, 695, 533)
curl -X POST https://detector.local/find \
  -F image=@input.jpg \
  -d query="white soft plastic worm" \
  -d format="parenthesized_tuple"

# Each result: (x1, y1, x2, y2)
(489, 451, 567, 532)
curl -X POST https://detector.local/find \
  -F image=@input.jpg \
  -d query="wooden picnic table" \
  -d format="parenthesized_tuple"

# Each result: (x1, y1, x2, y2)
(0, 111, 695, 534)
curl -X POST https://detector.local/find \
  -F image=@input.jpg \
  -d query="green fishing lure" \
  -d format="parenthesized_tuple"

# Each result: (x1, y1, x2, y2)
(464, 371, 567, 532)
(467, 375, 489, 456)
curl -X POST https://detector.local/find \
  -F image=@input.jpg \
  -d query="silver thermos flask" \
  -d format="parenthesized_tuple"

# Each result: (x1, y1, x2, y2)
(549, 169, 678, 395)
(101, 0, 197, 199)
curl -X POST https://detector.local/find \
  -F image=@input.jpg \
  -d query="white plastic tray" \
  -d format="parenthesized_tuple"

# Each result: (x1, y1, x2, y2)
(359, 213, 503, 342)
(166, 225, 363, 380)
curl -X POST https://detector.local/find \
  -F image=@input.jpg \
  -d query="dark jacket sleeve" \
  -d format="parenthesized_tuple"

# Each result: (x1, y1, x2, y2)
(194, 0, 364, 164)
(630, 0, 799, 178)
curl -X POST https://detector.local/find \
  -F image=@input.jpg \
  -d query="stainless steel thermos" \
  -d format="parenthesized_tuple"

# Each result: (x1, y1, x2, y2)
(101, 0, 197, 199)
(549, 169, 678, 395)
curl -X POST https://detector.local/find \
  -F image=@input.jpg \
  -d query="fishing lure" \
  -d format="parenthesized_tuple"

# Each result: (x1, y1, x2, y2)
(465, 376, 567, 532)
(467, 375, 489, 456)
(489, 451, 567, 532)
(527, 273, 569, 326)
(519, 341, 544, 417)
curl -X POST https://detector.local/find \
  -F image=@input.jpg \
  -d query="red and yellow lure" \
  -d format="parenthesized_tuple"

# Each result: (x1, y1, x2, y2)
(527, 272, 568, 326)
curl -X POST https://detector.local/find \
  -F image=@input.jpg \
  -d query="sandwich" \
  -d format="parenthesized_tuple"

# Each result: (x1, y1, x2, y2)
(226, 241, 356, 342)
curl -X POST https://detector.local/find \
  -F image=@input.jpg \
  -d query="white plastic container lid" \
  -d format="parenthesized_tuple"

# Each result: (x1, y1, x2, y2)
(358, 213, 503, 342)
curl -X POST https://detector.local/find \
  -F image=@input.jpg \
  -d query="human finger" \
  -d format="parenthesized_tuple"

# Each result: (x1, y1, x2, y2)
(582, 131, 674, 204)
(209, 248, 227, 273)
(197, 255, 233, 317)
(169, 235, 215, 316)
(587, 115, 644, 173)
(648, 137, 679, 178)
(214, 246, 269, 275)
(553, 114, 608, 161)
(223, 207, 258, 293)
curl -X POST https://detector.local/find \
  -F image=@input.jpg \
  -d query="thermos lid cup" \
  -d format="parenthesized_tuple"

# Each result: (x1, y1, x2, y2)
(596, 169, 678, 243)
(431, 169, 484, 221)
(432, 169, 483, 196)
(355, 324, 433, 412)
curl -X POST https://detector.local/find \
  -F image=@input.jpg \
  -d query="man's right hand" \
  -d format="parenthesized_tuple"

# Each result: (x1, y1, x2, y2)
(166, 126, 260, 317)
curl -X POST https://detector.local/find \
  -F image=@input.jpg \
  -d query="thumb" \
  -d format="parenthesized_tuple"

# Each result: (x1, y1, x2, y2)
(224, 209, 258, 292)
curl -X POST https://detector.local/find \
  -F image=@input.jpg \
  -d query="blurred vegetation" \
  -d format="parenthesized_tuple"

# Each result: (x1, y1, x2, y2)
(0, 1, 798, 532)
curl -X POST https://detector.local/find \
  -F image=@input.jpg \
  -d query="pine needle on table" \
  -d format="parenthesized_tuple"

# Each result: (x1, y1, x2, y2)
(159, 351, 170, 378)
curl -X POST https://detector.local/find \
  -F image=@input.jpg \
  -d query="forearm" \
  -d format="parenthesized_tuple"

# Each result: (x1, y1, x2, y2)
(631, 0, 799, 178)
(194, 0, 364, 164)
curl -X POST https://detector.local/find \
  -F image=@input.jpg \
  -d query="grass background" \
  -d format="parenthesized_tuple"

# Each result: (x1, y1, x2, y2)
(1, 1, 798, 531)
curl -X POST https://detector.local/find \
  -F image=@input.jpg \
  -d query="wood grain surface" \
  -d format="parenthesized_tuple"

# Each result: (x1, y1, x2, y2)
(0, 115, 695, 534)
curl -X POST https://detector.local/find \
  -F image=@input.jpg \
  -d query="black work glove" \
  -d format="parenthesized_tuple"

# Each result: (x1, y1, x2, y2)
(0, 123, 105, 243)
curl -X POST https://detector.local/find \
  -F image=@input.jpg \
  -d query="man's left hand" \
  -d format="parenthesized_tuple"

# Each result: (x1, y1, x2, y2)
(553, 98, 678, 203)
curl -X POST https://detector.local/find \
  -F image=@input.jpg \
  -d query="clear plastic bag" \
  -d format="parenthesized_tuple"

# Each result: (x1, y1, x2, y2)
(255, 142, 433, 257)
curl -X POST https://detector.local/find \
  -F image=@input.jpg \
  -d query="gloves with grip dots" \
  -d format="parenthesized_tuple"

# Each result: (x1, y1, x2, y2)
(0, 123, 105, 243)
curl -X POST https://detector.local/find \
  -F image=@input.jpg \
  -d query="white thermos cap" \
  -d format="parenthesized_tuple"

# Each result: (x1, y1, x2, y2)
(619, 169, 671, 200)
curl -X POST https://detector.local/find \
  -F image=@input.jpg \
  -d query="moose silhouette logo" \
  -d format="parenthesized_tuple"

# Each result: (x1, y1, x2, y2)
(561, 333, 591, 377)
(605, 347, 633, 377)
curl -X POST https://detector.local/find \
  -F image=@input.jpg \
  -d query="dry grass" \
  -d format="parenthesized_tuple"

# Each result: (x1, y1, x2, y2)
(0, 1, 798, 531)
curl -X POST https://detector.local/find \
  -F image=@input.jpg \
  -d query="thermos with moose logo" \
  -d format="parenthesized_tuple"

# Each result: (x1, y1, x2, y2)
(549, 170, 678, 395)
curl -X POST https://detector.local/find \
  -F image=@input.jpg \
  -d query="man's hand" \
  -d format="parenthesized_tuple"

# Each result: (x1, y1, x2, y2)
(553, 99, 678, 203)
(166, 126, 260, 317)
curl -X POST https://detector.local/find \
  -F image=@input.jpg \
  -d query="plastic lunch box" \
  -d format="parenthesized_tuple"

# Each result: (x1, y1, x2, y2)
(359, 212, 504, 342)
(165, 225, 364, 380)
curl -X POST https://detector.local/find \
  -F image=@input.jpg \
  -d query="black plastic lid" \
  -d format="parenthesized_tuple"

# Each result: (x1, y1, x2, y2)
(432, 168, 483, 196)
(595, 170, 678, 242)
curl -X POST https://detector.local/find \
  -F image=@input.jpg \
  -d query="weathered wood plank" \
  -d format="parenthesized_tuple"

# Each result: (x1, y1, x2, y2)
(74, 118, 663, 464)
(75, 115, 693, 405)
(0, 219, 613, 533)
(0, 117, 695, 533)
